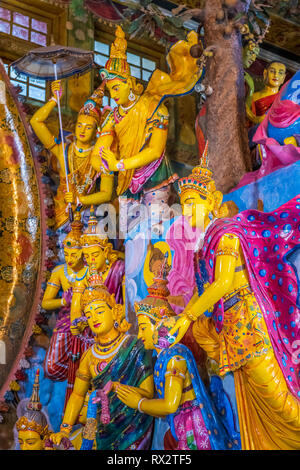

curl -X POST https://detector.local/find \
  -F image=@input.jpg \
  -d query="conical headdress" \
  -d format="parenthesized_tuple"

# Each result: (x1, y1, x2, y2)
(178, 140, 216, 198)
(78, 83, 104, 126)
(100, 26, 131, 81)
(135, 253, 176, 322)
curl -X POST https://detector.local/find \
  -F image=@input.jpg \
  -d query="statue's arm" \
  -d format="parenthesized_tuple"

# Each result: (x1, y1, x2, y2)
(70, 278, 87, 335)
(79, 173, 114, 206)
(41, 268, 64, 310)
(186, 233, 240, 320)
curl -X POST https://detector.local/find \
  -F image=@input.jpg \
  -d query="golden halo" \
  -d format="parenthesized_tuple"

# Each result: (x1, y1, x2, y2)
(143, 241, 172, 287)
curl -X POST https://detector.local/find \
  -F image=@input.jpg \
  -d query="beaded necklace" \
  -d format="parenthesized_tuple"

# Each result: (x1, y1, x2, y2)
(91, 335, 127, 359)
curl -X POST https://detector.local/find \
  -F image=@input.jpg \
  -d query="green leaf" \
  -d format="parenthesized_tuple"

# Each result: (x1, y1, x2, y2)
(127, 17, 143, 34)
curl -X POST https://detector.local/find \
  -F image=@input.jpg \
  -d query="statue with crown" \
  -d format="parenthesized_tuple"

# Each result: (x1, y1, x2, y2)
(91, 25, 201, 226)
(159, 141, 300, 450)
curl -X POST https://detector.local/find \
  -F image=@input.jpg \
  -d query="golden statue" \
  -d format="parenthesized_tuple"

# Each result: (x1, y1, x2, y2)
(16, 370, 51, 450)
(246, 61, 286, 125)
(115, 266, 239, 450)
(50, 277, 154, 450)
(30, 83, 114, 229)
(167, 144, 300, 449)
(91, 26, 201, 204)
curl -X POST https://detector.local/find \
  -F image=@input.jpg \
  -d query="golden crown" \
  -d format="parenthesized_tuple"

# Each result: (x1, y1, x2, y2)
(100, 26, 131, 81)
(63, 209, 83, 250)
(178, 141, 216, 198)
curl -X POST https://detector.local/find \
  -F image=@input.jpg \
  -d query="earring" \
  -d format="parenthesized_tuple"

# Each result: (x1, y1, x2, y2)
(114, 321, 119, 329)
(128, 89, 135, 102)
(106, 258, 110, 265)
(208, 212, 213, 220)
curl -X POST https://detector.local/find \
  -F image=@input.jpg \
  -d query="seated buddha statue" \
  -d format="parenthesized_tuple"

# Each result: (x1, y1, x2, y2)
(16, 369, 51, 450)
(167, 144, 300, 450)
(30, 82, 114, 230)
(91, 26, 201, 215)
(50, 276, 154, 450)
(246, 61, 286, 126)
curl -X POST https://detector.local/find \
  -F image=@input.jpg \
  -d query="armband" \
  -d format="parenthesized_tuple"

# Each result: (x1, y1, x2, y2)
(75, 370, 91, 382)
(47, 281, 60, 288)
(216, 247, 239, 259)
(165, 368, 186, 380)
(185, 309, 198, 322)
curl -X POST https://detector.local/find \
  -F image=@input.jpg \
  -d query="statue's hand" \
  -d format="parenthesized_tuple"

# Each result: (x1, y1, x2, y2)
(51, 80, 62, 101)
(168, 314, 192, 345)
(115, 384, 142, 410)
(100, 147, 118, 172)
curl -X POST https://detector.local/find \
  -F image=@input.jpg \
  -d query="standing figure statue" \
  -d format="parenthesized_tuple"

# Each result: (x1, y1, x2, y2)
(169, 147, 300, 450)
(30, 82, 114, 230)
(116, 279, 240, 450)
(50, 276, 154, 450)
(91, 26, 201, 223)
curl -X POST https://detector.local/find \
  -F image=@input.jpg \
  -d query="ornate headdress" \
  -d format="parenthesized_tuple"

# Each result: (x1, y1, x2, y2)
(62, 208, 83, 250)
(16, 369, 50, 439)
(135, 253, 176, 322)
(78, 83, 104, 127)
(80, 207, 116, 258)
(99, 26, 131, 82)
(178, 141, 216, 198)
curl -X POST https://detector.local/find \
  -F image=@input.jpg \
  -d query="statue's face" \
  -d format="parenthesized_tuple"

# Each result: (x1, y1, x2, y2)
(242, 42, 259, 69)
(18, 430, 44, 451)
(106, 78, 131, 106)
(264, 62, 286, 88)
(181, 189, 214, 228)
(75, 115, 97, 144)
(64, 247, 83, 270)
(83, 245, 106, 272)
(84, 300, 114, 335)
(137, 314, 155, 350)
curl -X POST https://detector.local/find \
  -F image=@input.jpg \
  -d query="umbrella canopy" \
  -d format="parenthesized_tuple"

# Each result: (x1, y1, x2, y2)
(11, 44, 95, 81)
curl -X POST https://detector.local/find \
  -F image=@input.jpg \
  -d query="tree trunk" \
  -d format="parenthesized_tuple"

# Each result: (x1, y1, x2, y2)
(202, 0, 251, 193)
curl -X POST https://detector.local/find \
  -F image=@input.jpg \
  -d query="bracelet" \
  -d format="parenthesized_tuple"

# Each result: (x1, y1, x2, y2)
(60, 423, 72, 434)
(216, 247, 239, 259)
(185, 309, 198, 322)
(49, 96, 57, 104)
(137, 398, 146, 413)
(116, 159, 125, 171)
(60, 298, 65, 307)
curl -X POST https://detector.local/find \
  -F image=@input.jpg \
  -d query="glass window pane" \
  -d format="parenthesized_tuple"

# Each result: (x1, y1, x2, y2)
(94, 53, 107, 67)
(127, 52, 140, 67)
(12, 25, 29, 41)
(110, 98, 116, 108)
(142, 70, 152, 82)
(29, 85, 45, 101)
(130, 66, 141, 79)
(142, 58, 156, 71)
(0, 19, 10, 34)
(0, 7, 11, 21)
(13, 12, 29, 28)
(30, 31, 47, 46)
(94, 41, 109, 56)
(10, 80, 27, 96)
(3, 64, 8, 72)
(29, 76, 46, 88)
(10, 68, 27, 82)
(31, 18, 47, 34)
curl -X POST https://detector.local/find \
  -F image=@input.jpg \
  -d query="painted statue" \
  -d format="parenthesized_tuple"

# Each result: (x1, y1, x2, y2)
(16, 370, 51, 450)
(237, 68, 300, 188)
(50, 276, 154, 450)
(242, 38, 260, 110)
(115, 274, 240, 450)
(91, 26, 200, 213)
(43, 210, 94, 409)
(30, 82, 114, 230)
(168, 148, 300, 449)
(246, 61, 286, 126)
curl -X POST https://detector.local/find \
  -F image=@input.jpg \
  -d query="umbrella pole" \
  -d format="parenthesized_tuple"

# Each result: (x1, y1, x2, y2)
(53, 61, 73, 223)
